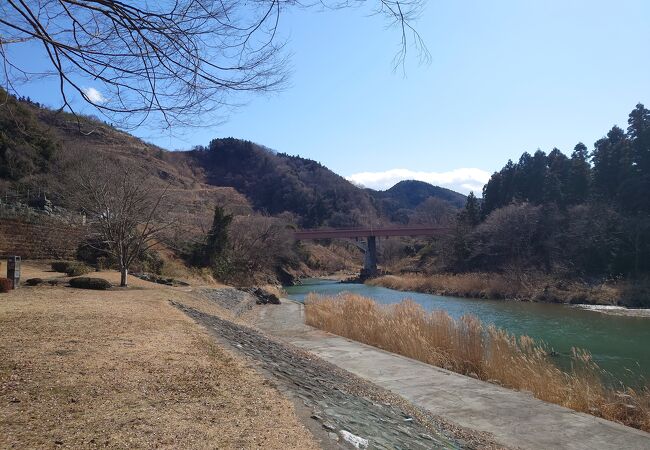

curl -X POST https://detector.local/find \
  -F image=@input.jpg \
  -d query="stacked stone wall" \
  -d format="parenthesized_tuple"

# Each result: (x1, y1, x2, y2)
(0, 218, 87, 259)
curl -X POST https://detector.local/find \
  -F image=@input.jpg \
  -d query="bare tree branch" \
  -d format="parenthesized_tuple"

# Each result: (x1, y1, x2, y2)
(68, 154, 174, 286)
(0, 0, 427, 129)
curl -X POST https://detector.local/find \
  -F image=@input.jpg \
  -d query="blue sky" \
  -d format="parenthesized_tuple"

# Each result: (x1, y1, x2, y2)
(5, 1, 650, 194)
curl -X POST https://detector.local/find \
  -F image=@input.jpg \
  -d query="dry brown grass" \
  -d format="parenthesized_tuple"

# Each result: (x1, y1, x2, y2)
(305, 293, 650, 432)
(0, 264, 317, 449)
(368, 273, 621, 304)
(369, 273, 528, 299)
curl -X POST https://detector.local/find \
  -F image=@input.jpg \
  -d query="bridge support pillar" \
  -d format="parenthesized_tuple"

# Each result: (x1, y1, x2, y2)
(361, 236, 378, 279)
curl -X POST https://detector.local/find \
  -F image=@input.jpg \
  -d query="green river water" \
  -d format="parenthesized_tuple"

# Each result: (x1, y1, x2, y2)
(285, 279, 650, 387)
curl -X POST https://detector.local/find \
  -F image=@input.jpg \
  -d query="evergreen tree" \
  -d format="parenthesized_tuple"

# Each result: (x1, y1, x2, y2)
(481, 172, 502, 218)
(591, 126, 632, 202)
(625, 104, 650, 212)
(460, 191, 481, 226)
(566, 143, 591, 205)
(498, 160, 517, 206)
(205, 205, 233, 264)
(191, 205, 233, 270)
(545, 148, 570, 206)
(627, 103, 650, 140)
(513, 150, 547, 203)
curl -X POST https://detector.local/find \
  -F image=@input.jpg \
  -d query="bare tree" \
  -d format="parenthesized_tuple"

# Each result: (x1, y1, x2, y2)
(413, 197, 456, 226)
(0, 0, 427, 129)
(227, 214, 295, 283)
(71, 158, 171, 286)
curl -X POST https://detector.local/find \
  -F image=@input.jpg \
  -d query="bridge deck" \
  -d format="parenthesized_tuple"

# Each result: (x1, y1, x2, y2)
(293, 226, 450, 240)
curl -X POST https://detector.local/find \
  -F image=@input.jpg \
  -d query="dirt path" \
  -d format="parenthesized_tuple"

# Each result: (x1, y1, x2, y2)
(174, 298, 503, 449)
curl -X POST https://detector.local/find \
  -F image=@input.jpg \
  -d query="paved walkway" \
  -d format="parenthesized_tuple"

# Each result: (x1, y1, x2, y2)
(253, 300, 650, 450)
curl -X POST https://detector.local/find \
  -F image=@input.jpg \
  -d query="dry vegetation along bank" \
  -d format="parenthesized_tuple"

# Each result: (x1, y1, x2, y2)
(367, 273, 647, 307)
(304, 293, 650, 432)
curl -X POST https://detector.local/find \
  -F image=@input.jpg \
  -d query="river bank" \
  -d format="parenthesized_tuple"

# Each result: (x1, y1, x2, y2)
(304, 293, 650, 433)
(367, 273, 650, 308)
(285, 278, 650, 388)
(255, 295, 650, 449)
(176, 298, 501, 449)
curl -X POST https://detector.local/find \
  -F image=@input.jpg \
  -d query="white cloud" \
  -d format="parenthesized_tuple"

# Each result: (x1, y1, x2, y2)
(346, 168, 491, 195)
(82, 87, 106, 104)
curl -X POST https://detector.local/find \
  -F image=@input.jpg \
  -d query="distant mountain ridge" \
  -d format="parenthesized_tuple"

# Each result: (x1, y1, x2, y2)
(372, 180, 466, 209)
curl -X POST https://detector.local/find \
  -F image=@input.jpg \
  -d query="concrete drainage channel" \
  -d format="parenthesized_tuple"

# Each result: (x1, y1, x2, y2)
(172, 302, 483, 450)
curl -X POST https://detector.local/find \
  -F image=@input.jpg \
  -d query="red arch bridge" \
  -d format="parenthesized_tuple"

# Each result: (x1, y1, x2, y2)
(293, 226, 450, 279)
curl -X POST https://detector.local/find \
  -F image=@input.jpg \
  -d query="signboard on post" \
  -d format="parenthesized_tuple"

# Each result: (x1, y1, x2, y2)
(7, 256, 20, 289)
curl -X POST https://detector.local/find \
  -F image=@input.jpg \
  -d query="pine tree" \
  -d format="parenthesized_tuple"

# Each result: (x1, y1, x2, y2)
(591, 126, 632, 202)
(481, 172, 502, 218)
(566, 142, 591, 205)
(626, 104, 650, 212)
(545, 148, 570, 206)
(205, 205, 233, 264)
(461, 191, 481, 226)
(192, 205, 233, 270)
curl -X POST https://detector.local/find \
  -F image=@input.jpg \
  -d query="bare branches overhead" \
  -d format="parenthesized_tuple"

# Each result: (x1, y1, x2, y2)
(0, 0, 427, 129)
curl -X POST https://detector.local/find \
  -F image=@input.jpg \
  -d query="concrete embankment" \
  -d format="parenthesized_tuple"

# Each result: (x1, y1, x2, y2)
(175, 294, 500, 449)
(252, 299, 650, 450)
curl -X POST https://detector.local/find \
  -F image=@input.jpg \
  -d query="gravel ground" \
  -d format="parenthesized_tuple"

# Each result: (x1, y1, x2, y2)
(174, 297, 505, 450)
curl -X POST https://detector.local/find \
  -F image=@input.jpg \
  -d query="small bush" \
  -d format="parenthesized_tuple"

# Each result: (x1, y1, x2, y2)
(69, 277, 111, 290)
(25, 278, 44, 286)
(66, 264, 93, 277)
(0, 278, 12, 293)
(51, 261, 71, 273)
(51, 261, 93, 276)
(76, 238, 114, 268)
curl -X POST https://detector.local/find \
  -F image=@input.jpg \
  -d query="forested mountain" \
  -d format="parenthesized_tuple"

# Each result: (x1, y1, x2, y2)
(187, 139, 380, 227)
(0, 93, 463, 229)
(370, 180, 466, 223)
(441, 104, 650, 279)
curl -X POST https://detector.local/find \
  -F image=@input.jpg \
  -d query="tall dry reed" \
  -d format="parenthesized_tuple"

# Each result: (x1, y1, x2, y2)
(304, 293, 650, 432)
(368, 273, 621, 304)
(367, 273, 534, 299)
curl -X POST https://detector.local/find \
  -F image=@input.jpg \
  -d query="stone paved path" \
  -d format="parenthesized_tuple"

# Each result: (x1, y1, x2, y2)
(252, 299, 650, 450)
(174, 301, 501, 449)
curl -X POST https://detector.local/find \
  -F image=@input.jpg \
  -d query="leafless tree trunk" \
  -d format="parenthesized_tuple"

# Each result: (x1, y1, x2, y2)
(70, 158, 171, 287)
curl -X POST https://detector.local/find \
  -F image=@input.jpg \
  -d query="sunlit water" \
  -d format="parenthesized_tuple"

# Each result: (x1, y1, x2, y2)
(285, 279, 650, 387)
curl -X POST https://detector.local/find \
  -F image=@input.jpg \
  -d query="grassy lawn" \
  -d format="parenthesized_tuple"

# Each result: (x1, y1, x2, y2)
(0, 264, 316, 449)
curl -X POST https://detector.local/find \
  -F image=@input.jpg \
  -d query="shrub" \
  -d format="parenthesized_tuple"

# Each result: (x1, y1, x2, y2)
(69, 277, 111, 290)
(51, 261, 71, 273)
(0, 278, 12, 293)
(66, 264, 93, 277)
(76, 238, 111, 266)
(51, 261, 93, 276)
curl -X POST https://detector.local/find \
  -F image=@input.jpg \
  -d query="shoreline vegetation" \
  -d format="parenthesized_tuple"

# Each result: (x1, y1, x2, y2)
(304, 293, 650, 432)
(367, 273, 650, 308)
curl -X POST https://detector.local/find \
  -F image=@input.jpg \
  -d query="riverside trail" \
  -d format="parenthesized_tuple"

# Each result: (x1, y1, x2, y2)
(173, 293, 503, 450)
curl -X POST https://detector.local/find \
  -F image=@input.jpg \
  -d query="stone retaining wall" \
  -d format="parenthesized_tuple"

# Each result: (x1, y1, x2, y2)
(0, 218, 87, 259)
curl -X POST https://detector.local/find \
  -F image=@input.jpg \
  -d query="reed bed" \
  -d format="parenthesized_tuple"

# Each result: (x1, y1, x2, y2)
(368, 273, 527, 299)
(368, 273, 621, 304)
(304, 293, 650, 431)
